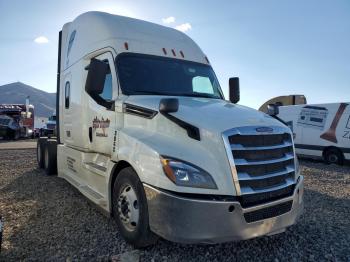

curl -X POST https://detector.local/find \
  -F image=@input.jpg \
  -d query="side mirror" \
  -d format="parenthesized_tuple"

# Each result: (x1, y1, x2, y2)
(85, 58, 114, 109)
(85, 58, 109, 96)
(159, 98, 179, 113)
(267, 104, 279, 116)
(229, 77, 240, 104)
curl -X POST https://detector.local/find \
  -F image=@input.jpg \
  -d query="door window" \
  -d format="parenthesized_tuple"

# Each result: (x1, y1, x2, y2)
(65, 81, 70, 108)
(86, 55, 114, 108)
(100, 69, 112, 101)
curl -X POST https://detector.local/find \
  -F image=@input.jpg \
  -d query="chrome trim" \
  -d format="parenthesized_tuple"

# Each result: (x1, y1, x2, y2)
(234, 153, 294, 166)
(240, 178, 295, 195)
(224, 125, 289, 136)
(231, 141, 293, 151)
(238, 165, 294, 180)
(222, 130, 241, 195)
(222, 125, 295, 196)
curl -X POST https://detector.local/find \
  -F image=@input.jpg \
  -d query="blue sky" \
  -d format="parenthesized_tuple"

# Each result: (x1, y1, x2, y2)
(0, 0, 349, 108)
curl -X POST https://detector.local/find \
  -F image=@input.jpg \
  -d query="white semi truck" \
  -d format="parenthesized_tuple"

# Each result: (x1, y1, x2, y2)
(37, 12, 304, 247)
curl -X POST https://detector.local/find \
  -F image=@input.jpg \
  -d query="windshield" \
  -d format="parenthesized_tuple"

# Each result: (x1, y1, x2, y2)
(116, 54, 224, 99)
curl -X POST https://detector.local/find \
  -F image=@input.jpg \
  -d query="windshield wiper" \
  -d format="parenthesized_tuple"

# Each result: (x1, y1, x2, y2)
(133, 90, 220, 99)
(177, 93, 220, 99)
(133, 90, 170, 95)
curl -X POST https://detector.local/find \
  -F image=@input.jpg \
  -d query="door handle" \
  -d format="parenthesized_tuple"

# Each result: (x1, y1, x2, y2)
(89, 127, 93, 142)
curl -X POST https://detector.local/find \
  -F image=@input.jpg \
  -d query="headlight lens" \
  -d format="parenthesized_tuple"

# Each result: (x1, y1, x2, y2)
(160, 157, 217, 189)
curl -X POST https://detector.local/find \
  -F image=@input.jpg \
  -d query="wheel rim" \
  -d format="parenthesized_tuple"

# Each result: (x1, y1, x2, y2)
(117, 184, 139, 232)
(44, 147, 49, 169)
(328, 154, 338, 163)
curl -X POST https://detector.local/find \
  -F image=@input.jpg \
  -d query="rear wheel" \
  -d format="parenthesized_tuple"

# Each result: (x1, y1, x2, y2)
(324, 148, 343, 165)
(37, 138, 47, 168)
(112, 167, 158, 248)
(44, 139, 57, 175)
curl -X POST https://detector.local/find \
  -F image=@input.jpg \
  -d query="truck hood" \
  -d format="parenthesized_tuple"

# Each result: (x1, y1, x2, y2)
(125, 95, 286, 133)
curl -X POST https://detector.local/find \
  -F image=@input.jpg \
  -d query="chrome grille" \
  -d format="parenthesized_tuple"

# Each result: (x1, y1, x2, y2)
(223, 126, 296, 204)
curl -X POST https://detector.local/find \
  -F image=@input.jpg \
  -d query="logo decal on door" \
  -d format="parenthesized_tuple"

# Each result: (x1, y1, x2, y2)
(92, 116, 110, 137)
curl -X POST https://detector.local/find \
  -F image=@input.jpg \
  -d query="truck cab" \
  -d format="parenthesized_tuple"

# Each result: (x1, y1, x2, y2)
(0, 103, 34, 140)
(42, 113, 57, 137)
(37, 12, 304, 247)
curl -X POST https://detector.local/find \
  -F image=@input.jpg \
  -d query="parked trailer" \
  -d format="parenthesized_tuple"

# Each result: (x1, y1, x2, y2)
(37, 12, 304, 247)
(275, 103, 350, 165)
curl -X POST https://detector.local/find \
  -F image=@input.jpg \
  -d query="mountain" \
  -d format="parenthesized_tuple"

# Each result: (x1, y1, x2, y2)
(0, 82, 56, 117)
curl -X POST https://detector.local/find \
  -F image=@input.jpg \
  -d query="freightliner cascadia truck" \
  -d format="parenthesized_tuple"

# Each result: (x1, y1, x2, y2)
(37, 12, 304, 247)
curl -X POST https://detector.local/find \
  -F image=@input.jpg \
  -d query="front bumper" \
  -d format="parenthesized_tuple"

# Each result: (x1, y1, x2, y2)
(144, 176, 304, 244)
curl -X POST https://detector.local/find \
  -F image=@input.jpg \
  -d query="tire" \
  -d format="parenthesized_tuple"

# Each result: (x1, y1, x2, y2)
(324, 148, 343, 165)
(14, 131, 20, 140)
(112, 167, 158, 247)
(37, 138, 47, 168)
(12, 130, 20, 140)
(44, 139, 57, 175)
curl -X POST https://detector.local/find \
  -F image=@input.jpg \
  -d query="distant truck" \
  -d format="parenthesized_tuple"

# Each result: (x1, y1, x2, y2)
(0, 99, 34, 139)
(36, 12, 304, 247)
(272, 103, 350, 165)
(42, 113, 56, 137)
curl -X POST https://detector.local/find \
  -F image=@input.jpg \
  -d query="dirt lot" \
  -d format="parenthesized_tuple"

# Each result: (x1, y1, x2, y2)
(0, 139, 37, 150)
(0, 145, 349, 261)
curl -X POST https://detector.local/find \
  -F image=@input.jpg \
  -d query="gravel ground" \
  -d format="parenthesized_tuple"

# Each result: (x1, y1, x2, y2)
(0, 149, 349, 261)
(0, 139, 37, 150)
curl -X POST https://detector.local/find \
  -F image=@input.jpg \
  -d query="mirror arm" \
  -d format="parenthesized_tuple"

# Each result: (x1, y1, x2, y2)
(271, 115, 288, 126)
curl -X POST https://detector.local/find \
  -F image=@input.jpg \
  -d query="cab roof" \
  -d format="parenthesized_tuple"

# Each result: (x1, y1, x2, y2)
(61, 12, 208, 70)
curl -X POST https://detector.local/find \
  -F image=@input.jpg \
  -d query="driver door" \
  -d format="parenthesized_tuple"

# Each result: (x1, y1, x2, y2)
(86, 52, 117, 155)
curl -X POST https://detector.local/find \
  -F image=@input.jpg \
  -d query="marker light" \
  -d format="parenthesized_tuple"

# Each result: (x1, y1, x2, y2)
(160, 157, 217, 189)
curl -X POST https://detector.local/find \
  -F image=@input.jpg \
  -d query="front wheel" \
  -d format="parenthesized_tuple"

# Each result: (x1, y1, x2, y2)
(112, 167, 158, 248)
(324, 148, 343, 165)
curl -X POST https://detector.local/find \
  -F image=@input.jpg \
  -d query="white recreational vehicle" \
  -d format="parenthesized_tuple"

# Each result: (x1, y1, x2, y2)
(36, 12, 304, 247)
(276, 103, 350, 164)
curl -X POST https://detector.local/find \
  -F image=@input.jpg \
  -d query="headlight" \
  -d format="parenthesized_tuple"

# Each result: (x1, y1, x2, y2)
(160, 157, 217, 189)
